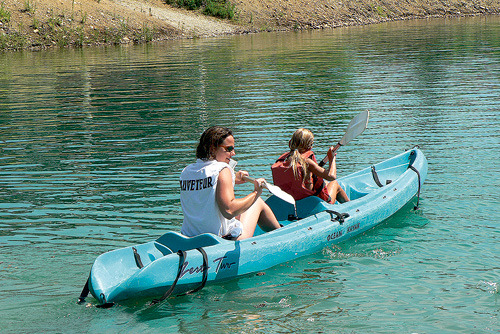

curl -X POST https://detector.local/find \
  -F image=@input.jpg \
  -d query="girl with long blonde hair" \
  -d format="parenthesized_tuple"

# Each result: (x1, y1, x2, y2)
(272, 128, 349, 204)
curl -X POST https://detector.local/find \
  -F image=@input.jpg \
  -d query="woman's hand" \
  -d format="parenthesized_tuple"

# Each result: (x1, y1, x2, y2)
(238, 172, 264, 195)
(216, 168, 263, 219)
(252, 178, 265, 195)
(235, 170, 249, 184)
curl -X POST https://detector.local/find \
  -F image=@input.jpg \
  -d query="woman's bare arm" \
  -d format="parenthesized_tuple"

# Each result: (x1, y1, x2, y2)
(216, 167, 263, 219)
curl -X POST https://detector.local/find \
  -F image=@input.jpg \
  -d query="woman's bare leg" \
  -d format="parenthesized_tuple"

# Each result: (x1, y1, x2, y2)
(237, 198, 280, 240)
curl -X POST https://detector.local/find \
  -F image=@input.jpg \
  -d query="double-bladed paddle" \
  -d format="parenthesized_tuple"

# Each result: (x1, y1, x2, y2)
(318, 110, 370, 167)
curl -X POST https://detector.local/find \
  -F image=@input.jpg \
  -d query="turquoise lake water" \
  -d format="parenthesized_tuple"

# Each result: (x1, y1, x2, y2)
(0, 16, 498, 333)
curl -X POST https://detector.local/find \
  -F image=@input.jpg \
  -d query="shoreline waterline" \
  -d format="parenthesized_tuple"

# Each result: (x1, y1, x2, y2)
(1, 0, 499, 51)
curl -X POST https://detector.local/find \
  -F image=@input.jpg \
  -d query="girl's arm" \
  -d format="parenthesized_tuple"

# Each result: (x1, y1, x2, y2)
(307, 147, 337, 181)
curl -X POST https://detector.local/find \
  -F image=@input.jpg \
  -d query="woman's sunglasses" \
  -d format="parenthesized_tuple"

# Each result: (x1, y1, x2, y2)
(221, 145, 235, 152)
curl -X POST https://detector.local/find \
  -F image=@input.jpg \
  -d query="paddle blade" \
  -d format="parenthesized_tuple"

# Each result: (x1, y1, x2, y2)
(339, 110, 369, 146)
(264, 182, 296, 206)
(242, 175, 296, 205)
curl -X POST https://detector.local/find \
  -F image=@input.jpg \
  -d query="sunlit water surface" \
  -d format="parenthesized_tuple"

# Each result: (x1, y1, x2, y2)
(0, 16, 498, 333)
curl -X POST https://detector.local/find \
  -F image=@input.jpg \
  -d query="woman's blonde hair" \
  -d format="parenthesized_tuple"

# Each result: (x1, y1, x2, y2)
(288, 128, 314, 181)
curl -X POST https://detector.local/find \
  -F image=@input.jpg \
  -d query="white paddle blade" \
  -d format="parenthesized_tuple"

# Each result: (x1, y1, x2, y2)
(242, 175, 296, 205)
(264, 182, 296, 205)
(339, 110, 369, 146)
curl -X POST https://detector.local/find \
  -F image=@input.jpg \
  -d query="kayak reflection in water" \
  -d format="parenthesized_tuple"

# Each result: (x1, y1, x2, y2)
(180, 126, 281, 240)
(272, 128, 350, 204)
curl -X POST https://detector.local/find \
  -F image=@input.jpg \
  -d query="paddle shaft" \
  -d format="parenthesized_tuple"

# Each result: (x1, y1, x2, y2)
(318, 143, 341, 167)
(242, 175, 258, 184)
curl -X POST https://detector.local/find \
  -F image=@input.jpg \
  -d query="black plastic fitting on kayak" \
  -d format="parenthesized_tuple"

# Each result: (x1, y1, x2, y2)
(326, 210, 350, 224)
(132, 247, 144, 269)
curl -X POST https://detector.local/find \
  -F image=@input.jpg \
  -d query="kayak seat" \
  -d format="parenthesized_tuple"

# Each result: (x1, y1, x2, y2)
(155, 232, 222, 253)
(266, 195, 295, 220)
(296, 196, 332, 217)
(131, 242, 173, 268)
(345, 184, 376, 200)
(339, 180, 378, 200)
(266, 195, 331, 221)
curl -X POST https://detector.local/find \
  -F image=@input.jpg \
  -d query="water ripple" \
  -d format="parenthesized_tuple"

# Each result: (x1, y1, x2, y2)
(0, 16, 499, 333)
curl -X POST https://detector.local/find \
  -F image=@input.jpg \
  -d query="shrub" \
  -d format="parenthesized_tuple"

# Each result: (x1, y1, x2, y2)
(203, 0, 236, 19)
(165, 0, 202, 10)
(164, 0, 236, 20)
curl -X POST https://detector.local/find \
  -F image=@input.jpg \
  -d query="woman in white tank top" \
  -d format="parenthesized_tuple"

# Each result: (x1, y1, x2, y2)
(180, 126, 281, 240)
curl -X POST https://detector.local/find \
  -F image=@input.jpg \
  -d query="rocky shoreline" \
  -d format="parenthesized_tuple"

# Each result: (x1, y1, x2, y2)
(1, 0, 499, 51)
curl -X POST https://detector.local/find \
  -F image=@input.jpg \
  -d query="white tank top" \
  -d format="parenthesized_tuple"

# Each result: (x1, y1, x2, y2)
(180, 159, 241, 237)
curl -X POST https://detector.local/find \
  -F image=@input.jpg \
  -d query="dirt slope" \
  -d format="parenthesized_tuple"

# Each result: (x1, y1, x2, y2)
(0, 0, 499, 50)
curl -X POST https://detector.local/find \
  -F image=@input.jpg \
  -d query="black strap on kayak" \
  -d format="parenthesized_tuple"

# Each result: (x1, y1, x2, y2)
(326, 210, 350, 224)
(371, 166, 384, 187)
(77, 276, 114, 308)
(150, 250, 186, 305)
(187, 247, 209, 294)
(371, 166, 392, 187)
(77, 247, 145, 307)
(408, 165, 421, 210)
(77, 277, 90, 304)
(132, 247, 144, 269)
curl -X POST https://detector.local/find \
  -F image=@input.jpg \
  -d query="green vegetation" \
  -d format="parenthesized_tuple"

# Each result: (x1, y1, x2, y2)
(0, 5, 162, 51)
(0, 2, 11, 24)
(140, 23, 155, 42)
(23, 0, 36, 14)
(375, 6, 388, 17)
(168, 0, 202, 11)
(48, 11, 62, 30)
(0, 29, 26, 49)
(164, 0, 236, 20)
(203, 0, 235, 19)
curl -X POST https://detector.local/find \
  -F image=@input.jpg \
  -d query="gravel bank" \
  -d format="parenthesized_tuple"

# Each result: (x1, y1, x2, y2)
(0, 0, 499, 50)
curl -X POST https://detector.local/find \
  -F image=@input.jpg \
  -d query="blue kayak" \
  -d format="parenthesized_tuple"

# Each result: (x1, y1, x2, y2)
(80, 148, 427, 306)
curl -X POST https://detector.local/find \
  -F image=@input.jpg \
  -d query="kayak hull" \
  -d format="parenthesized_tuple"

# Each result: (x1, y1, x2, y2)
(86, 148, 427, 305)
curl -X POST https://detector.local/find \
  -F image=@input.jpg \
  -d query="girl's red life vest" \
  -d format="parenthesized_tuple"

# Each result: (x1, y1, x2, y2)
(271, 150, 332, 203)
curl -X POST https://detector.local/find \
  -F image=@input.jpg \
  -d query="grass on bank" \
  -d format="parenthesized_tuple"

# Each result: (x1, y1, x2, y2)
(0, 2, 11, 24)
(0, 23, 159, 50)
(0, 0, 234, 51)
(0, 3, 163, 51)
